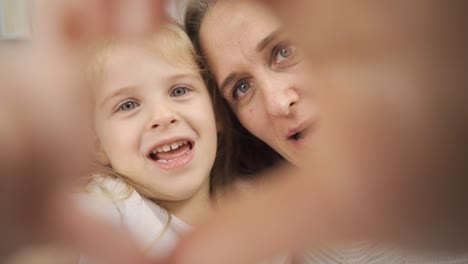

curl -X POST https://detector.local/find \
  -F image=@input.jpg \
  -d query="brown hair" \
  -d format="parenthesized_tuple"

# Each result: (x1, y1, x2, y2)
(86, 23, 235, 199)
(184, 0, 282, 178)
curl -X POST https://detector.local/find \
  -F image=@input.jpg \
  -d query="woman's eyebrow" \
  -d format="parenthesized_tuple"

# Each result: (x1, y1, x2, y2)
(256, 28, 282, 53)
(219, 72, 239, 95)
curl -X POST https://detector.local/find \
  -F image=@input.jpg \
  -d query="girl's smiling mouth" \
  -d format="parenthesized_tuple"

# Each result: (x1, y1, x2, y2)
(148, 140, 195, 170)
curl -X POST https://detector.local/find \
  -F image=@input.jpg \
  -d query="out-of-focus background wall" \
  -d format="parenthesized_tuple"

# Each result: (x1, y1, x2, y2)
(166, 0, 189, 23)
(0, 0, 31, 40)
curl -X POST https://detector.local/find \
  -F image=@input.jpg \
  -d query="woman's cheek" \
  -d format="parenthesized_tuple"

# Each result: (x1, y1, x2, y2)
(238, 104, 266, 137)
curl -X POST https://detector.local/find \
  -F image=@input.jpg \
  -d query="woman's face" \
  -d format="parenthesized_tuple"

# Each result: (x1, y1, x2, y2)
(199, 1, 318, 165)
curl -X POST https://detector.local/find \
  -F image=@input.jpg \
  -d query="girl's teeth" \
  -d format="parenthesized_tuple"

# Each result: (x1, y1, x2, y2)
(152, 140, 190, 155)
(157, 159, 168, 163)
(162, 145, 171, 152)
(171, 142, 179, 150)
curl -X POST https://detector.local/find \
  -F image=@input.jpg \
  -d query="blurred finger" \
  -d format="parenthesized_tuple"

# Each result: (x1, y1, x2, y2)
(35, 0, 169, 48)
(110, 0, 169, 37)
(44, 193, 152, 264)
(166, 165, 350, 264)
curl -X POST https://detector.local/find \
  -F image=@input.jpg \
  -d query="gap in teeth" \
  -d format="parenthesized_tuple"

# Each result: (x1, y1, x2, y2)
(152, 140, 189, 154)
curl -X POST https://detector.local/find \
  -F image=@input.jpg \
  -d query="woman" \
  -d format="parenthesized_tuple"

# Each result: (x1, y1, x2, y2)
(186, 0, 315, 168)
(184, 1, 386, 263)
(181, 0, 468, 263)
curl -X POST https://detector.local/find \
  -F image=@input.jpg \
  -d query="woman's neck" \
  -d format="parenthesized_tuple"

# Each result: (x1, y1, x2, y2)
(164, 177, 213, 226)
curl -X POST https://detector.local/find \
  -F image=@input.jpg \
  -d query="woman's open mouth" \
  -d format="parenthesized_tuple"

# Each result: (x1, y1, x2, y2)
(287, 126, 313, 147)
(288, 132, 302, 141)
(148, 140, 194, 170)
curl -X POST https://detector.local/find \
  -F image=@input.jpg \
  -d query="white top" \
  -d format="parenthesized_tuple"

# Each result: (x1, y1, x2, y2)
(75, 176, 190, 262)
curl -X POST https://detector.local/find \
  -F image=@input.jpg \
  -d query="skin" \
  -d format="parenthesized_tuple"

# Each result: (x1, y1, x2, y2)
(93, 43, 218, 222)
(200, 0, 318, 166)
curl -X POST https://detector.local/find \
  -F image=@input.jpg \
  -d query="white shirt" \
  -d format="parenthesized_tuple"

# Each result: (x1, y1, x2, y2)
(75, 176, 190, 262)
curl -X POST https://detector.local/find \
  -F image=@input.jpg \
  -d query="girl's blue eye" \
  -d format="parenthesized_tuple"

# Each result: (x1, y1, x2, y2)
(232, 80, 252, 100)
(118, 101, 139, 112)
(171, 86, 188, 97)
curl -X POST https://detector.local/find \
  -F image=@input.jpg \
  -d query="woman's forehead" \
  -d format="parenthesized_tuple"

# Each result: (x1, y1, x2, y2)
(203, 1, 281, 42)
(200, 1, 282, 76)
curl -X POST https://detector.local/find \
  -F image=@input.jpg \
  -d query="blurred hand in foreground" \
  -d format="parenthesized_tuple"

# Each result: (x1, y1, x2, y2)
(0, 0, 168, 263)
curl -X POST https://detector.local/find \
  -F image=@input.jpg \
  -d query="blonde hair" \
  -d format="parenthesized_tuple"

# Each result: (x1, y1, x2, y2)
(87, 23, 199, 89)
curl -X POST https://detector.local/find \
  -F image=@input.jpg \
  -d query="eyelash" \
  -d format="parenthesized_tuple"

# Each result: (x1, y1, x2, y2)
(113, 86, 192, 112)
(170, 85, 191, 97)
(115, 99, 140, 113)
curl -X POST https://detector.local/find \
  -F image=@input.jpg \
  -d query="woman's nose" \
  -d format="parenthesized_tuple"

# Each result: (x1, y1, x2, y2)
(262, 80, 299, 117)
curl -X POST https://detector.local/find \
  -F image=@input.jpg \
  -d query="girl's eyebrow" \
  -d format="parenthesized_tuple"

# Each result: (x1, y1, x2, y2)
(167, 72, 202, 83)
(100, 86, 136, 107)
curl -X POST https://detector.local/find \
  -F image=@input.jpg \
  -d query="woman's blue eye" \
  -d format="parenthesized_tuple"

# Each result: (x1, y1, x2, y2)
(171, 86, 188, 97)
(274, 45, 296, 64)
(232, 81, 252, 99)
(118, 101, 139, 112)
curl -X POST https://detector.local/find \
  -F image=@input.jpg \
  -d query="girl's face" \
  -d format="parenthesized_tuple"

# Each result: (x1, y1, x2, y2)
(199, 1, 318, 166)
(93, 44, 218, 203)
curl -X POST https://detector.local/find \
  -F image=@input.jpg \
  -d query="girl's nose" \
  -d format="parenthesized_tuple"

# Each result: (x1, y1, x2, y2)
(147, 105, 179, 130)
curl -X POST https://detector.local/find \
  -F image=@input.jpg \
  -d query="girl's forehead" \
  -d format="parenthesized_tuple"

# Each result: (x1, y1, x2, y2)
(102, 43, 198, 75)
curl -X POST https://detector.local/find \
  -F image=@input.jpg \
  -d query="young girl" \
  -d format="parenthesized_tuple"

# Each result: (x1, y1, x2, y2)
(76, 23, 233, 261)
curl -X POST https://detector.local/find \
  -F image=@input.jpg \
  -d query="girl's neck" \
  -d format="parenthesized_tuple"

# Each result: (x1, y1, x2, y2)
(164, 177, 213, 226)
